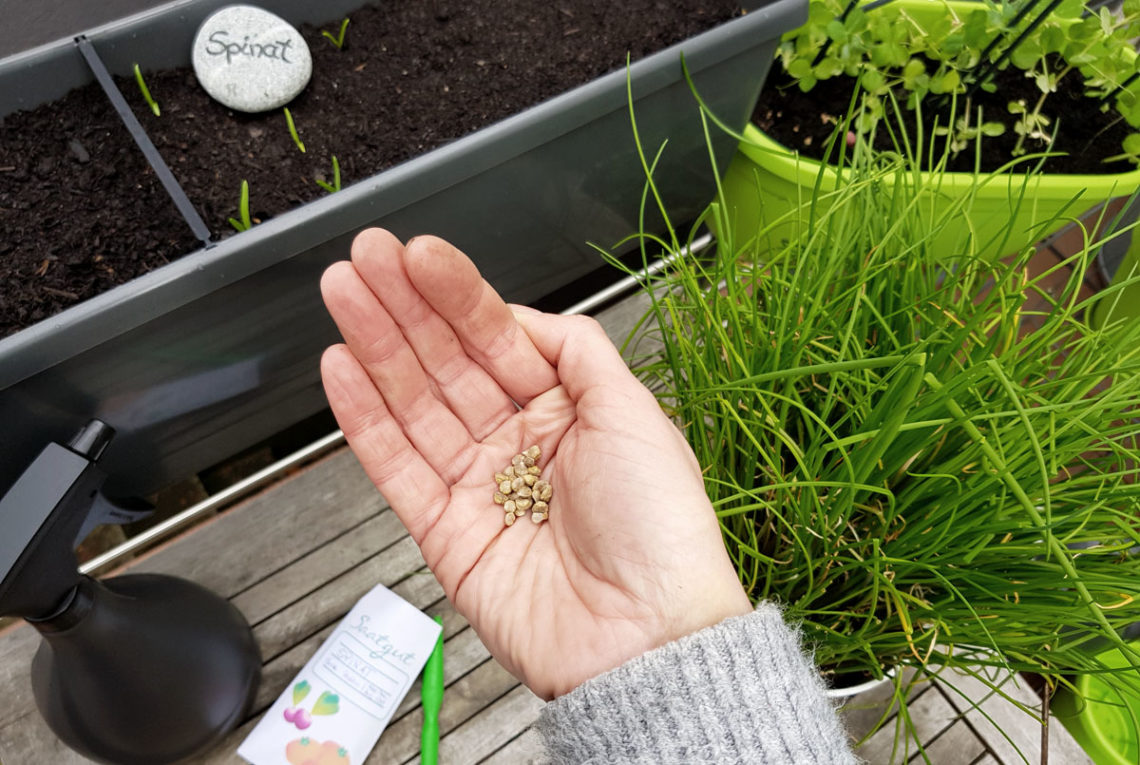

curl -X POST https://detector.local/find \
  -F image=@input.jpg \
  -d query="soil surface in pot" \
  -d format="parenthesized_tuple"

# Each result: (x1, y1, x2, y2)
(0, 0, 741, 339)
(0, 87, 200, 337)
(754, 62, 1136, 176)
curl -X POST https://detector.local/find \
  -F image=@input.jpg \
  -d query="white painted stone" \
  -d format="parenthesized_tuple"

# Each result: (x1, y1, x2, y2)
(191, 5, 312, 113)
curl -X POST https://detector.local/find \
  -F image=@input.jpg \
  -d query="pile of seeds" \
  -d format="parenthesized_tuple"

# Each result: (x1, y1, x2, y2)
(493, 445, 553, 526)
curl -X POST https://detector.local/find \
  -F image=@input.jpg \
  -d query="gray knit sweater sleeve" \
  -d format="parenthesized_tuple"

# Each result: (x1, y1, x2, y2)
(536, 603, 856, 764)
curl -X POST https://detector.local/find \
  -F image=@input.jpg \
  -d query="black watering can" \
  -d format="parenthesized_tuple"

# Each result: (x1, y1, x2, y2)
(0, 420, 260, 763)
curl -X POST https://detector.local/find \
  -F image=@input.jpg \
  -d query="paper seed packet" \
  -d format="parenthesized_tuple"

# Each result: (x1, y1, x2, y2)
(238, 584, 443, 765)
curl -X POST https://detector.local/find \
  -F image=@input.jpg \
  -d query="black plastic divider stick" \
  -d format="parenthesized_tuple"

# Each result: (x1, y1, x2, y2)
(76, 36, 212, 246)
(1100, 70, 1140, 104)
(962, 0, 1066, 101)
(971, 0, 1043, 80)
(810, 0, 869, 67)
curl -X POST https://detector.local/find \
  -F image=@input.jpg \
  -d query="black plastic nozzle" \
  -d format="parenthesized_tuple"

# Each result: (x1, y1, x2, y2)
(0, 420, 121, 620)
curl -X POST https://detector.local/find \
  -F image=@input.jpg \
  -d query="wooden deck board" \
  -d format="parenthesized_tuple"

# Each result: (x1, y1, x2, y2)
(373, 657, 519, 764)
(229, 509, 407, 624)
(480, 728, 549, 765)
(251, 534, 424, 660)
(126, 449, 384, 596)
(910, 708, 988, 765)
(935, 666, 1093, 765)
(0, 627, 38, 731)
(839, 667, 921, 745)
(857, 685, 959, 763)
(407, 684, 546, 765)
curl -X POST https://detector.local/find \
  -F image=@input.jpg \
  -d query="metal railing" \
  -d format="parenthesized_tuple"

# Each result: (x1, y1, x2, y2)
(82, 233, 713, 574)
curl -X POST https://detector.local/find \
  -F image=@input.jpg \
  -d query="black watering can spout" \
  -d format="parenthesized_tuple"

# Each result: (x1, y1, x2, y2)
(0, 419, 117, 621)
(0, 419, 260, 764)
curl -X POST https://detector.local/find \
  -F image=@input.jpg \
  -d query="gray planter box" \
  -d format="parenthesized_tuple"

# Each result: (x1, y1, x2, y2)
(0, 0, 806, 499)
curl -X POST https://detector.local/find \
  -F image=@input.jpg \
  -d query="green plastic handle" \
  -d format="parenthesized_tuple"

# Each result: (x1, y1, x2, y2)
(420, 615, 444, 765)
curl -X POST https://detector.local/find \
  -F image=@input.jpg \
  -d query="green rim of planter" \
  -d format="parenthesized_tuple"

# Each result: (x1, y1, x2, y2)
(1053, 645, 1140, 765)
(737, 122, 1140, 203)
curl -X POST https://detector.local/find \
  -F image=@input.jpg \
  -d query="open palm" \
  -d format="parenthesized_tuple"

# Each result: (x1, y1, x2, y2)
(320, 230, 751, 700)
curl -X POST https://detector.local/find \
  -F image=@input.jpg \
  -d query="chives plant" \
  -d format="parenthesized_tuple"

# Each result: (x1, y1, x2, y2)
(614, 89, 1140, 752)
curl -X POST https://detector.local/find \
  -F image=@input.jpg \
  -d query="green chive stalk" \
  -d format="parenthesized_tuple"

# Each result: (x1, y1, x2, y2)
(609, 86, 1140, 754)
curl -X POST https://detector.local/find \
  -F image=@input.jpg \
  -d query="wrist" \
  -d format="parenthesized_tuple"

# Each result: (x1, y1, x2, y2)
(664, 588, 753, 649)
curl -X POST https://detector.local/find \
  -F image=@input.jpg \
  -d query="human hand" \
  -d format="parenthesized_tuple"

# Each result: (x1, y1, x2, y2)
(320, 229, 752, 700)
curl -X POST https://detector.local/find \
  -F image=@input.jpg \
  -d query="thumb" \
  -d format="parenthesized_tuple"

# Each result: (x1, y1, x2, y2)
(511, 311, 654, 406)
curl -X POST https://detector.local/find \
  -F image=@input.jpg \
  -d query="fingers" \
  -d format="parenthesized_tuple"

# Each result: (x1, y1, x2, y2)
(321, 260, 477, 483)
(320, 345, 448, 543)
(512, 311, 657, 407)
(350, 229, 518, 440)
(402, 235, 561, 406)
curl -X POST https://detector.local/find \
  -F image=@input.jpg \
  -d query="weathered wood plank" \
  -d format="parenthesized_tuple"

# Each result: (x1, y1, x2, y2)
(228, 506, 410, 624)
(0, 708, 89, 765)
(405, 684, 546, 765)
(909, 717, 987, 765)
(0, 626, 39, 730)
(390, 626, 492, 720)
(252, 534, 425, 661)
(128, 449, 383, 597)
(857, 684, 959, 764)
(595, 288, 655, 353)
(935, 666, 1092, 765)
(481, 727, 549, 765)
(840, 668, 923, 745)
(373, 657, 519, 764)
(231, 508, 407, 624)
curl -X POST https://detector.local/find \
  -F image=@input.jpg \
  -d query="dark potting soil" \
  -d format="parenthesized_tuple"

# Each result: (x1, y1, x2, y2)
(754, 62, 1136, 176)
(0, 85, 201, 337)
(0, 0, 742, 339)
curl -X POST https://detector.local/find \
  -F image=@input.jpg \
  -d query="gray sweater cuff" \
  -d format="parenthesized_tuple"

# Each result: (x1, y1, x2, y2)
(536, 603, 857, 764)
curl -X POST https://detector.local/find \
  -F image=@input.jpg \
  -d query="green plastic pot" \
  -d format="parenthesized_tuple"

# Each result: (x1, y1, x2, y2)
(717, 0, 1140, 277)
(719, 126, 1140, 261)
(1094, 244, 1140, 327)
(1053, 645, 1140, 765)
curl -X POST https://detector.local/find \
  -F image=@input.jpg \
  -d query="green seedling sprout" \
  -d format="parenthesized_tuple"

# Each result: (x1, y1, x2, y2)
(228, 180, 252, 232)
(133, 63, 160, 117)
(322, 18, 350, 49)
(1104, 132, 1140, 165)
(284, 108, 306, 153)
(315, 156, 341, 193)
(933, 105, 1006, 156)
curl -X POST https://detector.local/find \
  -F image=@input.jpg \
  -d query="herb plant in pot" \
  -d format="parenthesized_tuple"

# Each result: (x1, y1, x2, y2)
(718, 0, 1140, 269)
(616, 140, 1140, 754)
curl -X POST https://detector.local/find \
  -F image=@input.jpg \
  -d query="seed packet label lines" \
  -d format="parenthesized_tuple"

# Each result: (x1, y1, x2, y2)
(317, 617, 416, 717)
(237, 584, 442, 765)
